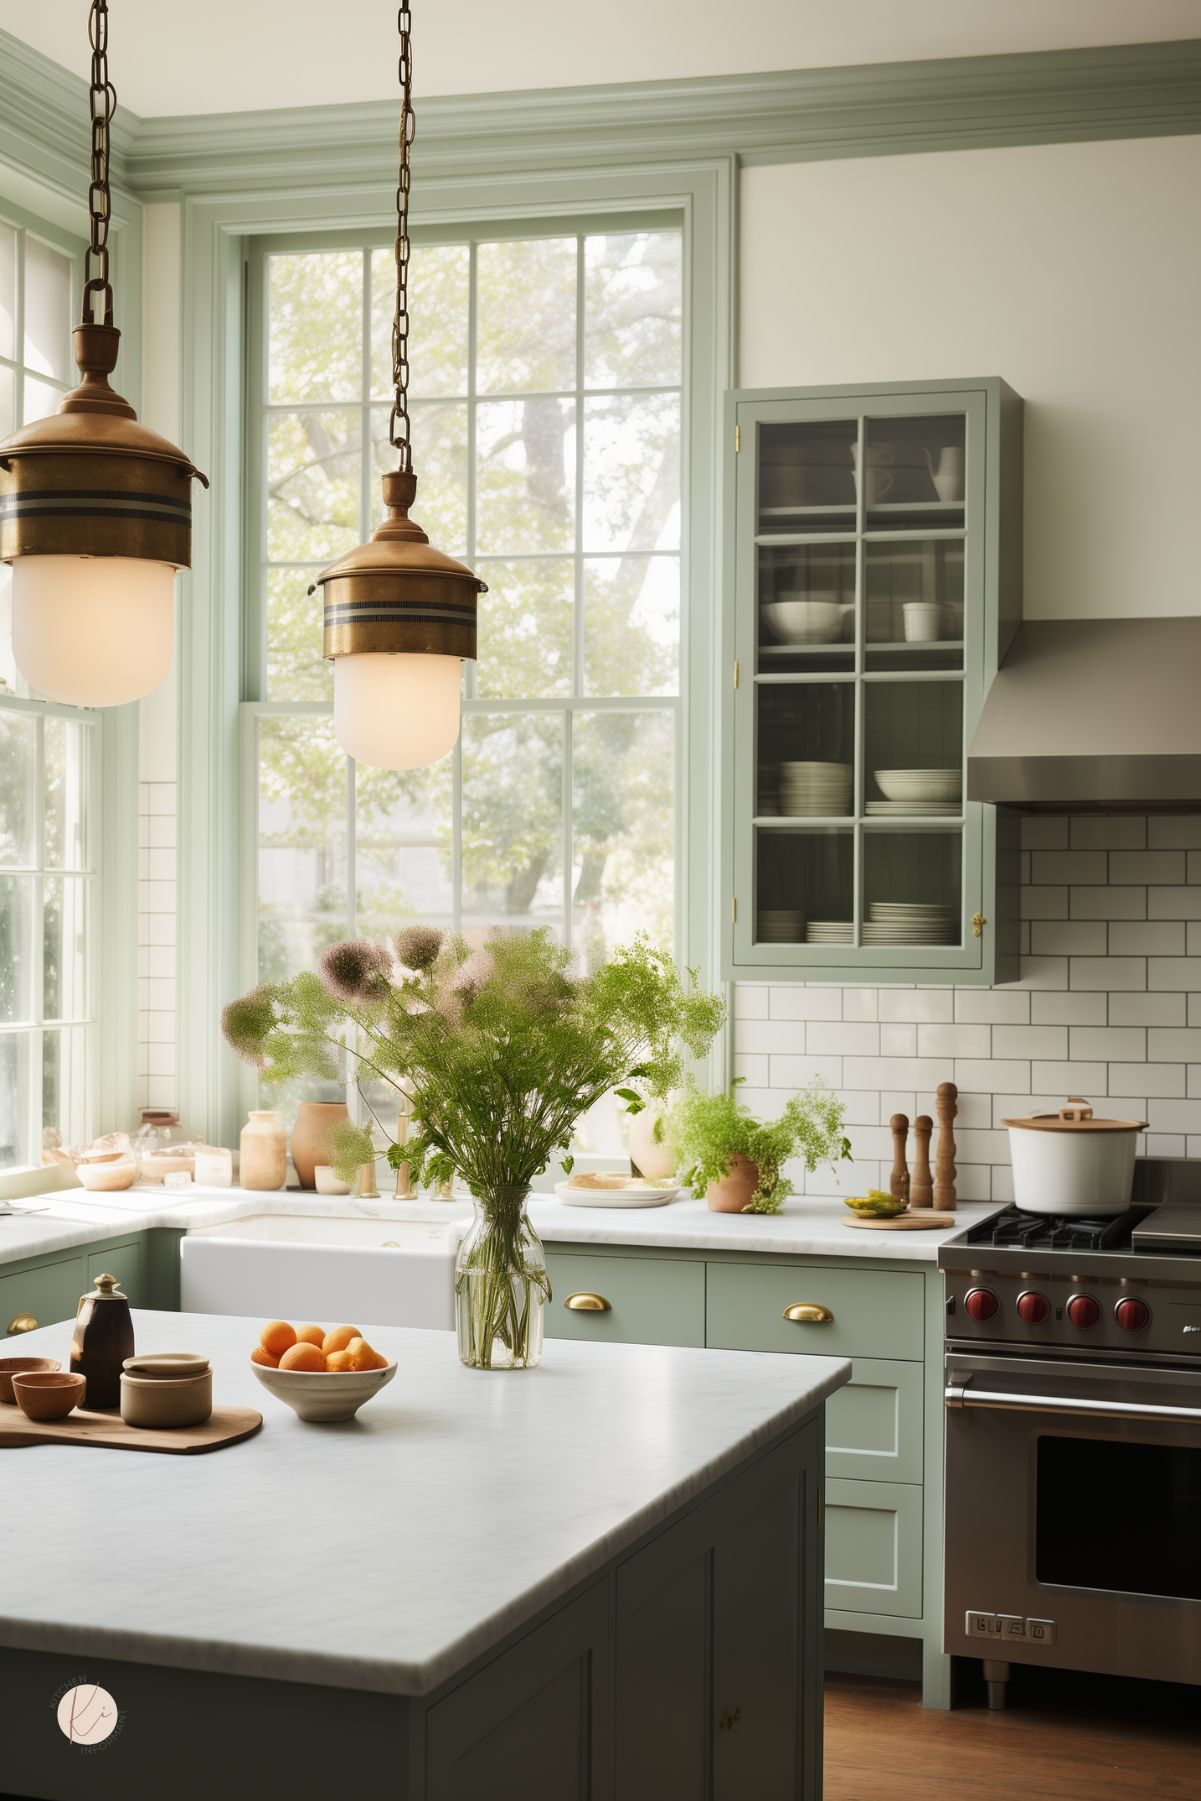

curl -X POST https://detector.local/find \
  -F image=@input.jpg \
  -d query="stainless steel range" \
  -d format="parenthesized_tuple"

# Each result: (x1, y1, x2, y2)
(939, 1159, 1201, 1709)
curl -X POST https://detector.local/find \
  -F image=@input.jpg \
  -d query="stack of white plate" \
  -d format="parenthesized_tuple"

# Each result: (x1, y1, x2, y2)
(759, 909, 803, 943)
(864, 901, 957, 945)
(865, 799, 961, 817)
(757, 765, 780, 815)
(780, 760, 853, 817)
(874, 769, 963, 805)
(806, 920, 853, 945)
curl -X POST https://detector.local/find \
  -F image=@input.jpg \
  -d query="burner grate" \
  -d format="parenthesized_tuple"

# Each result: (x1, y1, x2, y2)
(963, 1206, 1146, 1254)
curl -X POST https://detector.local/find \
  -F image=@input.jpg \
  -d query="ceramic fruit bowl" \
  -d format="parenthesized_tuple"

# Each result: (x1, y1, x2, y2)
(0, 1356, 61, 1404)
(11, 1370, 86, 1421)
(251, 1357, 397, 1423)
(844, 1192, 909, 1219)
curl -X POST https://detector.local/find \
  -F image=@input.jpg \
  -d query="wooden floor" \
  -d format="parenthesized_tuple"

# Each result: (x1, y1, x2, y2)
(824, 1671, 1201, 1801)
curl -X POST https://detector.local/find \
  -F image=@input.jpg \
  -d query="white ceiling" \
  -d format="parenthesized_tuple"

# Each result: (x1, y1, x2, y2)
(0, 0, 1198, 117)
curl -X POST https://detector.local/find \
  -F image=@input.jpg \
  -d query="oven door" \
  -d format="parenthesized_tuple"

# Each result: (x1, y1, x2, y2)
(944, 1350, 1201, 1684)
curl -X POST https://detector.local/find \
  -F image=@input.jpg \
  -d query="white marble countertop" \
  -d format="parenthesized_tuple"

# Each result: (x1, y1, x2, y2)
(0, 1310, 849, 1698)
(0, 1181, 997, 1270)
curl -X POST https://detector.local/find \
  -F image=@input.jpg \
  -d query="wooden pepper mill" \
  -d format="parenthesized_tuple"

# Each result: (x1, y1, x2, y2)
(889, 1114, 910, 1204)
(910, 1116, 934, 1208)
(934, 1082, 959, 1213)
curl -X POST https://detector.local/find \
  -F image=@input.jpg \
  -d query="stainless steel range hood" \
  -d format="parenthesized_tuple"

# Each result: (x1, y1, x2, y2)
(967, 618, 1201, 811)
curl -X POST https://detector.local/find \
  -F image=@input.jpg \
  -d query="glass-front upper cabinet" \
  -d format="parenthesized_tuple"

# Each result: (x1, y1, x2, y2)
(724, 380, 1023, 983)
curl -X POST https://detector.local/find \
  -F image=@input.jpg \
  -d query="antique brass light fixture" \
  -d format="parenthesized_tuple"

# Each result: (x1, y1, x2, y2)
(0, 0, 206, 707)
(311, 1, 485, 770)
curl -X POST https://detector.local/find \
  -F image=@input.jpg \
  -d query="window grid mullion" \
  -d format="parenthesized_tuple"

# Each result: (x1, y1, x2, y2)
(564, 236, 587, 952)
(29, 710, 44, 1159)
(454, 241, 480, 933)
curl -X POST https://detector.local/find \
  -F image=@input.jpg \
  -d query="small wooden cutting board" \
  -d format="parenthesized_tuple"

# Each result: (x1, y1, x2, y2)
(0, 1404, 263, 1454)
(843, 1213, 958, 1231)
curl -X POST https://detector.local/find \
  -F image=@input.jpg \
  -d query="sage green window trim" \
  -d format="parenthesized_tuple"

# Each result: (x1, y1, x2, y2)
(178, 159, 733, 1146)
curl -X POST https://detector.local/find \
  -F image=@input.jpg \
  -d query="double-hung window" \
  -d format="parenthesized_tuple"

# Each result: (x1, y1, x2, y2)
(244, 222, 684, 1125)
(0, 212, 99, 1169)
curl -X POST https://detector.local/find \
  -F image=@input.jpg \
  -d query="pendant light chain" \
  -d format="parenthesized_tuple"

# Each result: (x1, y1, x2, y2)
(84, 0, 117, 326)
(389, 2, 416, 472)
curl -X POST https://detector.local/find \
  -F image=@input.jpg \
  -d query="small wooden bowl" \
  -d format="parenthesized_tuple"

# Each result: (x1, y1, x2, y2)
(0, 1357, 61, 1404)
(11, 1371, 86, 1422)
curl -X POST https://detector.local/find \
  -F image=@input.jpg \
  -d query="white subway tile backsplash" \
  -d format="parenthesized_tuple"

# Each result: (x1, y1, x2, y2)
(1031, 919, 1108, 958)
(1068, 1026, 1147, 1061)
(1020, 884, 1068, 920)
(955, 1128, 1012, 1164)
(1070, 885, 1146, 919)
(917, 1022, 991, 1060)
(1069, 816, 1145, 850)
(1030, 1061, 1107, 1094)
(1190, 1066, 1201, 1098)
(1110, 850, 1187, 886)
(1149, 818, 1201, 850)
(769, 987, 842, 1021)
(147, 847, 176, 882)
(1149, 959, 1201, 991)
(880, 1023, 917, 1058)
(954, 1059, 1031, 1093)
(1110, 921, 1188, 955)
(954, 989, 1029, 1025)
(1146, 1134, 1187, 1158)
(734, 1053, 769, 1086)
(1021, 816, 1069, 850)
(1148, 886, 1201, 920)
(843, 1057, 948, 1091)
(1031, 991, 1107, 1025)
(807, 1022, 880, 1057)
(1147, 1099, 1201, 1135)
(770, 1054, 843, 1088)
(1192, 996, 1201, 1027)
(1190, 922, 1201, 956)
(840, 1093, 881, 1126)
(1113, 1063, 1184, 1098)
(1070, 958, 1145, 991)
(841, 988, 879, 1023)
(1190, 852, 1201, 884)
(1032, 850, 1108, 885)
(1147, 1028, 1201, 1061)
(955, 1164, 993, 1203)
(734, 985, 769, 1020)
(148, 812, 177, 849)
(1012, 957, 1068, 990)
(992, 1024, 1068, 1059)
(1109, 992, 1186, 1026)
(877, 988, 953, 1023)
(147, 783, 175, 816)
(737, 1019, 807, 1054)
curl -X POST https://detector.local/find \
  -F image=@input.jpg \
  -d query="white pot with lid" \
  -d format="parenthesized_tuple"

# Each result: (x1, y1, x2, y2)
(1001, 1097, 1147, 1216)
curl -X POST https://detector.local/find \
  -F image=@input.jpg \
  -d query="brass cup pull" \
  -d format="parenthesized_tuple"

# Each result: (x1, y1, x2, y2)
(564, 1292, 611, 1313)
(718, 1706, 743, 1732)
(7, 1314, 39, 1335)
(783, 1303, 834, 1325)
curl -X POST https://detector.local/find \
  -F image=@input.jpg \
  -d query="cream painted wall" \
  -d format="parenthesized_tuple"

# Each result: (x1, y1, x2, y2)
(739, 134, 1201, 619)
(138, 200, 182, 783)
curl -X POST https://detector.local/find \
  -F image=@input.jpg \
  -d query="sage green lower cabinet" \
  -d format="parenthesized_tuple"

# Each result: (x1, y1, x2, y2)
(87, 1238, 144, 1301)
(824, 1478, 924, 1618)
(825, 1358, 923, 1484)
(706, 1261, 924, 1361)
(545, 1248, 706, 1347)
(0, 1254, 85, 1339)
(1, 1229, 181, 1339)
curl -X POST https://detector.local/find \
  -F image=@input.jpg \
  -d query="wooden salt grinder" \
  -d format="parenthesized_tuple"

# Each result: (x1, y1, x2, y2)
(910, 1116, 934, 1208)
(889, 1114, 910, 1204)
(934, 1082, 958, 1212)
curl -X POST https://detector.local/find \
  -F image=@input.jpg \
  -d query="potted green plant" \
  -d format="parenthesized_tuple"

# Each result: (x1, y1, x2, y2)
(668, 1079, 852, 1215)
(222, 927, 724, 1370)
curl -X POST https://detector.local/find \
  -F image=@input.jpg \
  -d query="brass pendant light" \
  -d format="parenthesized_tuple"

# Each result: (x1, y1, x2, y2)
(0, 0, 206, 708)
(311, 1, 485, 770)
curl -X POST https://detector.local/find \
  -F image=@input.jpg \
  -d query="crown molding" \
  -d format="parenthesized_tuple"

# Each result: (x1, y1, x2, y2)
(1, 29, 1199, 204)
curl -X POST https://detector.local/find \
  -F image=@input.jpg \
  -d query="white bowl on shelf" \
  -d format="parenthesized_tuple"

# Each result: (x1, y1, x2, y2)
(874, 769, 963, 804)
(763, 598, 846, 645)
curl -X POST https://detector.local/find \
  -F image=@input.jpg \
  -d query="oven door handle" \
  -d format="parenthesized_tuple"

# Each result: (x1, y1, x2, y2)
(945, 1381, 1201, 1423)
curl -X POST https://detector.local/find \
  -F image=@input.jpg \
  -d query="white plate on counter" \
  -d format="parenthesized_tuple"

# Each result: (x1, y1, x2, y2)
(555, 1178, 685, 1209)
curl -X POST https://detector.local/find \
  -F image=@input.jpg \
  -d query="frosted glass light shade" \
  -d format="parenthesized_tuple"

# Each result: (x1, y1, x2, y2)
(333, 651, 462, 769)
(12, 555, 175, 706)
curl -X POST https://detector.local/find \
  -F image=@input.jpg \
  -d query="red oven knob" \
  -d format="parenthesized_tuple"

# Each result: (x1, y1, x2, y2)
(1066, 1293, 1100, 1329)
(1017, 1290, 1049, 1325)
(965, 1288, 999, 1322)
(1115, 1297, 1150, 1332)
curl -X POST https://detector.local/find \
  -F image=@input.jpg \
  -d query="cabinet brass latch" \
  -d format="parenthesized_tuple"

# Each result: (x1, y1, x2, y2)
(734, 424, 741, 453)
(733, 658, 740, 690)
(971, 912, 986, 938)
(731, 897, 737, 924)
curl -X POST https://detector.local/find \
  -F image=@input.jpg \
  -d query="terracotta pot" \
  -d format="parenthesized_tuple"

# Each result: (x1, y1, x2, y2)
(706, 1155, 761, 1213)
(627, 1103, 675, 1180)
(290, 1101, 350, 1189)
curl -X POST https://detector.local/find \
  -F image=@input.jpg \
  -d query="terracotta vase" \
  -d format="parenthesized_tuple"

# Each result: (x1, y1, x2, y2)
(290, 1100, 350, 1189)
(706, 1154, 760, 1214)
(627, 1103, 675, 1180)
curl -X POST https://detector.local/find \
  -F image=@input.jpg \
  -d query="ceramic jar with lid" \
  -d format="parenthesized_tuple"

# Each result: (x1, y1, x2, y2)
(70, 1273, 135, 1410)
(240, 1109, 287, 1191)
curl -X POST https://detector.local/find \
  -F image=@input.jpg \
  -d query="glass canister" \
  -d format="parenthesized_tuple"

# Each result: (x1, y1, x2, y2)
(132, 1108, 198, 1184)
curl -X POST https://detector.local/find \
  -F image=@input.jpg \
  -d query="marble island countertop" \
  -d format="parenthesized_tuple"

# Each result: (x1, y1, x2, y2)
(0, 1180, 997, 1270)
(0, 1310, 849, 1697)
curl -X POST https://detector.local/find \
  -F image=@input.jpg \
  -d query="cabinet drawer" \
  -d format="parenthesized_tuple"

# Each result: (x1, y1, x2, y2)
(706, 1262, 924, 1361)
(87, 1239, 144, 1305)
(0, 1256, 85, 1338)
(825, 1358, 923, 1484)
(824, 1478, 923, 1618)
(545, 1252, 705, 1348)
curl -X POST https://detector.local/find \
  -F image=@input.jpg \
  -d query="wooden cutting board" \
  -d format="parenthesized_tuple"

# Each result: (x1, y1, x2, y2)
(843, 1213, 957, 1231)
(0, 1404, 263, 1454)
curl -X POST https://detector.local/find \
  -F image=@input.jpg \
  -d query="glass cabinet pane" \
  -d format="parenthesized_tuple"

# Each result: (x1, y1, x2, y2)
(864, 682, 963, 815)
(756, 827, 852, 947)
(862, 413, 966, 530)
(865, 539, 964, 671)
(757, 542, 855, 675)
(757, 684, 854, 819)
(862, 829, 962, 947)
(758, 420, 856, 533)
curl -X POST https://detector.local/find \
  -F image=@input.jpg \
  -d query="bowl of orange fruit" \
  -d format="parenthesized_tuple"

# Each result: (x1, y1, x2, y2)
(250, 1321, 396, 1423)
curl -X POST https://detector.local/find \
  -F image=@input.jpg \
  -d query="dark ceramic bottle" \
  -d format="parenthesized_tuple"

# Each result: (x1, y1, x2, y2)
(70, 1273, 134, 1410)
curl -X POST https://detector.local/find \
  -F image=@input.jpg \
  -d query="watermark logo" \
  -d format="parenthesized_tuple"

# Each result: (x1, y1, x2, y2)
(53, 1681, 123, 1751)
